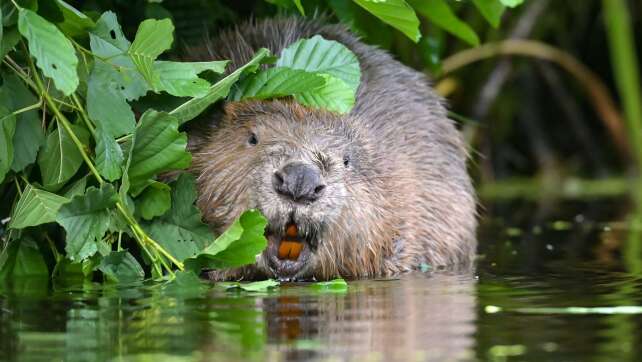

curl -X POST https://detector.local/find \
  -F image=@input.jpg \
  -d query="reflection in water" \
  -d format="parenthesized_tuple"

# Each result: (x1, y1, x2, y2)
(0, 272, 477, 362)
(6, 199, 642, 361)
(262, 273, 477, 361)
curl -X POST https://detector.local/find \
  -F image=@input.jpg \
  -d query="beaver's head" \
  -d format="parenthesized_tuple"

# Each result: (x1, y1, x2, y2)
(192, 100, 396, 281)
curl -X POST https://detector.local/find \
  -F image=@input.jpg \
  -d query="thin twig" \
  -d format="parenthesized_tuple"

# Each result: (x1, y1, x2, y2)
(441, 39, 629, 159)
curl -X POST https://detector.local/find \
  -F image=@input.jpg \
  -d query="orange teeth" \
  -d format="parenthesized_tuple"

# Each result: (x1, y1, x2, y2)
(278, 223, 302, 260)
(278, 241, 303, 260)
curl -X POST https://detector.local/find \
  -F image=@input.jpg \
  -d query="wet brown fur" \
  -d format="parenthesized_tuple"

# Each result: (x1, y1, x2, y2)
(187, 18, 477, 280)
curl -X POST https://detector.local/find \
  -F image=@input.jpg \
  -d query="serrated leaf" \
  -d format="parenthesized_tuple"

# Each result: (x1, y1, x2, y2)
(231, 67, 326, 101)
(0, 105, 15, 183)
(56, 184, 118, 261)
(4, 73, 44, 172)
(185, 209, 268, 271)
(128, 18, 174, 88)
(276, 35, 361, 92)
(88, 12, 148, 101)
(144, 174, 213, 261)
(0, 238, 48, 280)
(409, 0, 480, 46)
(472, 0, 505, 28)
(38, 123, 89, 189)
(352, 0, 421, 42)
(86, 61, 137, 138)
(295, 74, 355, 114)
(126, 110, 191, 195)
(17, 9, 79, 95)
(98, 250, 144, 283)
(91, 11, 130, 55)
(136, 181, 171, 220)
(153, 60, 228, 97)
(170, 48, 270, 125)
(9, 184, 69, 229)
(95, 126, 124, 181)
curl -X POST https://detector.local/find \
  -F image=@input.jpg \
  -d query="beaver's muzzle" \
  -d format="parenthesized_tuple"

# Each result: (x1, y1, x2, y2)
(272, 162, 326, 204)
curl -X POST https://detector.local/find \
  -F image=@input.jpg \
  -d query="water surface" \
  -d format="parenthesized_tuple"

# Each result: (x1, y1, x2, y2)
(2, 199, 642, 361)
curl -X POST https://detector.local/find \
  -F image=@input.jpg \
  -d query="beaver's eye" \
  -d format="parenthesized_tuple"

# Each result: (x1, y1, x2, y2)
(248, 132, 258, 146)
(343, 155, 350, 167)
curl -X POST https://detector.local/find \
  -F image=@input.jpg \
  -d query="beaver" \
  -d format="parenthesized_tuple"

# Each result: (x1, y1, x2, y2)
(187, 18, 477, 281)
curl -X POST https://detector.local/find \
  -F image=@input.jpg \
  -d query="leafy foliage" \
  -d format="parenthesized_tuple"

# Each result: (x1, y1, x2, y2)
(9, 185, 70, 229)
(235, 35, 361, 113)
(17, 8, 78, 95)
(0, 0, 520, 287)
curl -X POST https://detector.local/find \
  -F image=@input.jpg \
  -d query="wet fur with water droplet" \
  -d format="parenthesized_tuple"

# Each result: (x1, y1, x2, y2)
(186, 18, 477, 281)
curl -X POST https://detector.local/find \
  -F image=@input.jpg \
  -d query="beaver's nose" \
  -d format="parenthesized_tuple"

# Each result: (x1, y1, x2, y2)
(273, 162, 326, 203)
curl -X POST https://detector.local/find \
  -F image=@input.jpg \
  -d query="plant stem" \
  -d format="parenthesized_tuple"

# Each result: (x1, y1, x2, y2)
(440, 39, 629, 160)
(602, 0, 642, 172)
(71, 94, 96, 136)
(3, 101, 42, 119)
(26, 53, 183, 275)
(44, 234, 61, 262)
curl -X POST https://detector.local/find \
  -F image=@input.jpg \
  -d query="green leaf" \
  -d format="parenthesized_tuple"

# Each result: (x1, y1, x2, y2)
(128, 18, 174, 88)
(0, 238, 48, 280)
(98, 250, 145, 283)
(153, 60, 228, 97)
(9, 184, 69, 229)
(293, 0, 305, 15)
(295, 74, 355, 114)
(4, 73, 44, 172)
(94, 126, 124, 182)
(231, 67, 326, 100)
(144, 174, 213, 261)
(89, 12, 148, 101)
(38, 123, 89, 189)
(61, 176, 87, 198)
(409, 0, 480, 46)
(276, 35, 361, 92)
(352, 0, 421, 42)
(185, 209, 268, 270)
(170, 48, 271, 125)
(136, 181, 171, 220)
(56, 184, 118, 261)
(220, 279, 279, 292)
(472, 0, 505, 28)
(17, 9, 79, 95)
(311, 278, 348, 291)
(11, 116, 43, 172)
(162, 270, 208, 295)
(53, 0, 95, 37)
(0, 105, 15, 183)
(127, 110, 191, 195)
(86, 61, 137, 138)
(499, 0, 524, 7)
(90, 11, 130, 56)
(0, 27, 20, 58)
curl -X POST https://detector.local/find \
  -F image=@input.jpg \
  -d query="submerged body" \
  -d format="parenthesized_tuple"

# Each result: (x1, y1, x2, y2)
(188, 18, 477, 281)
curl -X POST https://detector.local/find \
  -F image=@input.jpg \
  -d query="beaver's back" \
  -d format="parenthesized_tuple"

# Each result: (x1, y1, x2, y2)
(200, 18, 476, 267)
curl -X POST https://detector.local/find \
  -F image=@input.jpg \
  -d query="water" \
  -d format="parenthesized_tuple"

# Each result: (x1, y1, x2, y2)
(3, 200, 642, 361)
